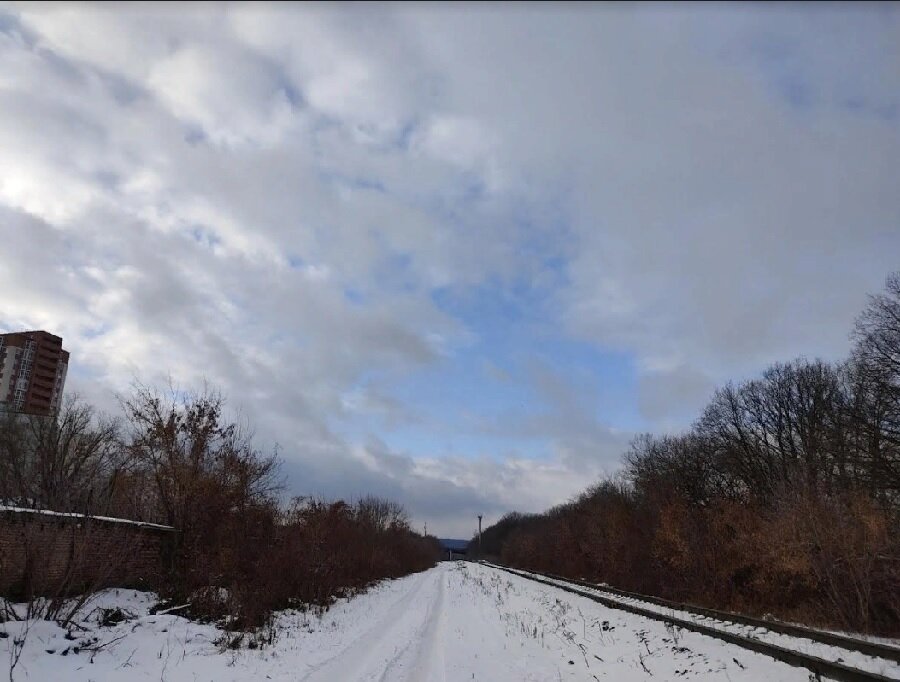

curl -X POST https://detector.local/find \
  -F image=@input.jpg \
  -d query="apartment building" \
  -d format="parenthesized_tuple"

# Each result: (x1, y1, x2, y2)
(0, 331, 69, 416)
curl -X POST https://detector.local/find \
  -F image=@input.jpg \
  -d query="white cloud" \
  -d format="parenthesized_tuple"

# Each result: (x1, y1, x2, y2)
(147, 43, 299, 148)
(1, 4, 898, 534)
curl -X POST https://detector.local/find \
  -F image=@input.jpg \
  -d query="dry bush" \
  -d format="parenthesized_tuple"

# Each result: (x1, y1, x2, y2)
(2, 381, 441, 636)
(758, 488, 899, 632)
(233, 497, 440, 629)
(119, 381, 441, 631)
(120, 384, 282, 603)
(491, 477, 900, 634)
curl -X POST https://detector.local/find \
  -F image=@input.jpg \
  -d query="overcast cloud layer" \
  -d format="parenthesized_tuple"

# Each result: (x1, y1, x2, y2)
(1, 3, 898, 536)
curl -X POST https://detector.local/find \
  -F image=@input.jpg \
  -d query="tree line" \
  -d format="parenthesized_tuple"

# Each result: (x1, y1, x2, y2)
(472, 273, 900, 636)
(0, 383, 441, 631)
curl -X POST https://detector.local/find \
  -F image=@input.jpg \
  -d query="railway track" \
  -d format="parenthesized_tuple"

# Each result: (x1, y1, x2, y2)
(482, 561, 900, 682)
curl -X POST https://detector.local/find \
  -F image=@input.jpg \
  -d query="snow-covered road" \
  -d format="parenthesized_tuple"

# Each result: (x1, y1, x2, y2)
(2, 562, 841, 681)
(298, 561, 449, 681)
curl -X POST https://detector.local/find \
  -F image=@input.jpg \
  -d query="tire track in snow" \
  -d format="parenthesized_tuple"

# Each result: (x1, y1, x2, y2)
(403, 565, 447, 682)
(298, 565, 446, 682)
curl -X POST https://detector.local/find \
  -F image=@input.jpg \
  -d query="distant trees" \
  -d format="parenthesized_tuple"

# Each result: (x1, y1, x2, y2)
(263, 497, 440, 620)
(478, 272, 900, 635)
(472, 511, 537, 559)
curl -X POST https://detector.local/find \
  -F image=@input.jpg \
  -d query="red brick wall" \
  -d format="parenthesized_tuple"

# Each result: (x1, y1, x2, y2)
(0, 509, 174, 598)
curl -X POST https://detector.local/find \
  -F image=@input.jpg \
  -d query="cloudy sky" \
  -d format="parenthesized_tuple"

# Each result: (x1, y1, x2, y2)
(1, 3, 898, 537)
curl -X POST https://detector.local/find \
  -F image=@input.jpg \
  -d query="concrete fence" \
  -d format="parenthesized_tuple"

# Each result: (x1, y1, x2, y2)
(0, 506, 175, 598)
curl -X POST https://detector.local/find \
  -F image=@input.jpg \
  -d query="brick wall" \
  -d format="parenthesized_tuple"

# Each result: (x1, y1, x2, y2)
(0, 508, 175, 598)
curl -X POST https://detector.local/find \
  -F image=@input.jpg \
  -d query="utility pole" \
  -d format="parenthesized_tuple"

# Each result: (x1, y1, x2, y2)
(477, 515, 483, 556)
(423, 522, 427, 537)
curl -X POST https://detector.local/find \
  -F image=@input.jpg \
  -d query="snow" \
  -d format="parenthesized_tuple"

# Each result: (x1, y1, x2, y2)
(498, 564, 900, 679)
(0, 505, 175, 531)
(1, 562, 882, 681)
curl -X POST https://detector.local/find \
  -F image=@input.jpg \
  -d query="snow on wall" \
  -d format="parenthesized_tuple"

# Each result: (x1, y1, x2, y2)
(0, 505, 174, 531)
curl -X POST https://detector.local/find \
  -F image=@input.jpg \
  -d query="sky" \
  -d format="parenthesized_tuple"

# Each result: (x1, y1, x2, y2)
(1, 3, 898, 537)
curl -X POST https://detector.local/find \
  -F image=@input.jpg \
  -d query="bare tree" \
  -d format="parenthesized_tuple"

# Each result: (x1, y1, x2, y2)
(0, 395, 122, 513)
(119, 382, 281, 595)
(851, 272, 900, 495)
